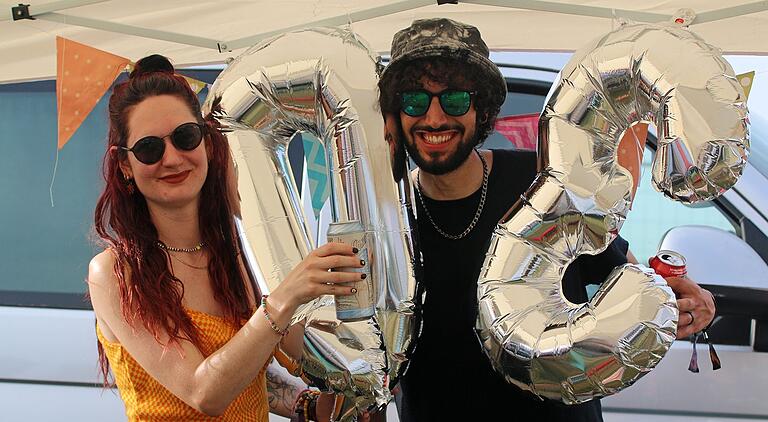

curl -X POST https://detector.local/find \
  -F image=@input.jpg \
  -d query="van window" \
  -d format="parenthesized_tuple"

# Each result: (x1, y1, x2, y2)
(0, 70, 220, 309)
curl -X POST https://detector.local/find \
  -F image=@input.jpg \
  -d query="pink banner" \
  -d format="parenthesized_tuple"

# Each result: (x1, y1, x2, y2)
(494, 113, 539, 151)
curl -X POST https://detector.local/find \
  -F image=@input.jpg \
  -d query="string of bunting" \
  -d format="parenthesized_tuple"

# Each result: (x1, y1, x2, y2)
(55, 36, 754, 216)
(55, 36, 209, 150)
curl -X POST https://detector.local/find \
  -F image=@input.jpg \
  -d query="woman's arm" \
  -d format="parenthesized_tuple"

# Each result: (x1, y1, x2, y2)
(89, 242, 364, 416)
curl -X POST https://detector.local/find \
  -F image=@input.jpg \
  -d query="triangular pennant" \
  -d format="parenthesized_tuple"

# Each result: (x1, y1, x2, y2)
(183, 76, 208, 94)
(494, 113, 539, 151)
(302, 135, 330, 219)
(56, 36, 130, 149)
(736, 71, 755, 101)
(617, 123, 647, 203)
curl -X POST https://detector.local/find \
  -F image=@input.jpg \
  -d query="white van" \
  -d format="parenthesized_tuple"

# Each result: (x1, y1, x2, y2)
(2, 61, 767, 421)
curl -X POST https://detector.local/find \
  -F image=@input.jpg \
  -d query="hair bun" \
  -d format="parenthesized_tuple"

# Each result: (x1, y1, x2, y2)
(130, 54, 174, 78)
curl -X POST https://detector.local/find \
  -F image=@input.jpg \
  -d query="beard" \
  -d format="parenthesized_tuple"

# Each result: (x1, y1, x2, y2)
(400, 123, 478, 176)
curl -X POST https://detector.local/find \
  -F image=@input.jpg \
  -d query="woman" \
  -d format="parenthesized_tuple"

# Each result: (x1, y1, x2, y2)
(88, 55, 363, 421)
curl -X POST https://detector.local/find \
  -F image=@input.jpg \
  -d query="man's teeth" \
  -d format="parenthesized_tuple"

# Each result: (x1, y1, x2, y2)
(423, 134, 451, 144)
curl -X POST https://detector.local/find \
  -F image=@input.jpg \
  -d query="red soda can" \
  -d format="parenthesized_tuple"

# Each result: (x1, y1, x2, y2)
(649, 250, 687, 278)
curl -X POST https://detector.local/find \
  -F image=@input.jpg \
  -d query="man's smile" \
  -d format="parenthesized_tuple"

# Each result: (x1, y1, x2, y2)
(419, 132, 453, 144)
(416, 129, 460, 146)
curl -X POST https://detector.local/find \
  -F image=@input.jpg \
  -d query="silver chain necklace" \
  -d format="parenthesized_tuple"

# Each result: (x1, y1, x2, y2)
(156, 240, 206, 253)
(415, 149, 489, 240)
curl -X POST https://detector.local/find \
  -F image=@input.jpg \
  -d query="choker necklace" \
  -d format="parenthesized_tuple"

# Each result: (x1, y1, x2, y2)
(416, 149, 488, 240)
(156, 240, 206, 253)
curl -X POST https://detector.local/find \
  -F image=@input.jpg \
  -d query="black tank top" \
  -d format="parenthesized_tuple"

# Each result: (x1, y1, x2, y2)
(398, 149, 628, 422)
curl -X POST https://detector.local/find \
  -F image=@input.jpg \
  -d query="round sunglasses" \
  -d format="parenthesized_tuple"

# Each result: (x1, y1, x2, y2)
(114, 122, 205, 165)
(399, 89, 476, 117)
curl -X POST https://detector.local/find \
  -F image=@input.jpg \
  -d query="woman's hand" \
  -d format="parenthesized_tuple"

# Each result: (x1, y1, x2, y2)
(269, 242, 365, 313)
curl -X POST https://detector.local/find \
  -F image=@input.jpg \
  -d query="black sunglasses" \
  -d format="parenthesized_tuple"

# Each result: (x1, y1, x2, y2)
(399, 89, 476, 117)
(115, 122, 205, 165)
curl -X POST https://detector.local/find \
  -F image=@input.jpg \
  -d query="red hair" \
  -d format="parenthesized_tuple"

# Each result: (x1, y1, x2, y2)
(93, 55, 253, 383)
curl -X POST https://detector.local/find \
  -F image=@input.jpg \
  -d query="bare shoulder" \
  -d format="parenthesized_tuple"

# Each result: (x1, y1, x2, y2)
(88, 249, 118, 286)
(87, 249, 123, 339)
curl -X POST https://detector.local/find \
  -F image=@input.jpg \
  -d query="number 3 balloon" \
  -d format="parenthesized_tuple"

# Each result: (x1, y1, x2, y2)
(477, 21, 749, 404)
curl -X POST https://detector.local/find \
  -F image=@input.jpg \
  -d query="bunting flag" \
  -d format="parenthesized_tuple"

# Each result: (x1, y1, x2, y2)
(56, 36, 130, 149)
(736, 71, 755, 101)
(617, 123, 648, 203)
(494, 113, 539, 151)
(302, 135, 330, 218)
(183, 76, 208, 94)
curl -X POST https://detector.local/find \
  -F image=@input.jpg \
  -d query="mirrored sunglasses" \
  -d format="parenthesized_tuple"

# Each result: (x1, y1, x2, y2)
(114, 122, 205, 165)
(399, 89, 476, 117)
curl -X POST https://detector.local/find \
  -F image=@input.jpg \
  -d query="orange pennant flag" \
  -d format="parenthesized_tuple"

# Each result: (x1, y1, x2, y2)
(617, 123, 648, 205)
(56, 36, 130, 149)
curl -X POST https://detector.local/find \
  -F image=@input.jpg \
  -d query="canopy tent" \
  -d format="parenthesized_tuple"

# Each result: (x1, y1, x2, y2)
(2, 0, 768, 84)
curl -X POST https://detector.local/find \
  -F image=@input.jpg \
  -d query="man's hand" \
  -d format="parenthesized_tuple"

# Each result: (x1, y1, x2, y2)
(666, 276, 716, 338)
(315, 394, 386, 422)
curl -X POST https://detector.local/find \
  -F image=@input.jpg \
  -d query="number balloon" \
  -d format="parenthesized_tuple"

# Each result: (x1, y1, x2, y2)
(477, 22, 749, 403)
(203, 28, 421, 418)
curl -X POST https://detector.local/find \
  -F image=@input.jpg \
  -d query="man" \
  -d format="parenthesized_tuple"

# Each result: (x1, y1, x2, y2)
(377, 18, 716, 421)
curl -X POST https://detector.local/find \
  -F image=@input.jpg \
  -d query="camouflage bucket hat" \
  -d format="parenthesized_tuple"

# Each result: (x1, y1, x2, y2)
(380, 18, 506, 95)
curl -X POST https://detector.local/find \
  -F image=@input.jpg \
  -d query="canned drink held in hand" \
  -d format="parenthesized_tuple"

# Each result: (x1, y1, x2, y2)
(649, 250, 687, 278)
(327, 220, 375, 321)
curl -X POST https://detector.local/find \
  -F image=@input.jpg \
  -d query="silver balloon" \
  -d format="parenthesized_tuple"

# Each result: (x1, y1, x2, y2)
(477, 21, 749, 403)
(202, 28, 420, 417)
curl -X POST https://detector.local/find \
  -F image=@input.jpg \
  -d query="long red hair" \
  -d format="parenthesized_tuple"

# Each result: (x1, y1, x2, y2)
(93, 55, 252, 383)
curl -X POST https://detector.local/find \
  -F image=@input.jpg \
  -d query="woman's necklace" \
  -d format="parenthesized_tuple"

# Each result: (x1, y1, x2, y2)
(156, 240, 206, 253)
(170, 254, 209, 270)
(157, 240, 208, 270)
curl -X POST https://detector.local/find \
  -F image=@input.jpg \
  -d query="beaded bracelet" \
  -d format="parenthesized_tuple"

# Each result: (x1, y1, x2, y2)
(261, 295, 289, 337)
(293, 389, 320, 422)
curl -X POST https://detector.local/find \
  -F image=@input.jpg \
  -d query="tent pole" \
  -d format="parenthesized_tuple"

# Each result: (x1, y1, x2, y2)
(463, 0, 668, 22)
(696, 1, 768, 24)
(34, 12, 223, 50)
(466, 0, 768, 25)
(4, 0, 107, 22)
(224, 0, 434, 51)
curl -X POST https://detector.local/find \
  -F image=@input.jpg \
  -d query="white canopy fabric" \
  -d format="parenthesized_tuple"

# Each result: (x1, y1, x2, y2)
(2, 0, 768, 84)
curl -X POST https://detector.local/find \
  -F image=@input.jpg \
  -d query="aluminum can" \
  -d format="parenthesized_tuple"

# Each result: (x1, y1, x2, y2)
(649, 250, 687, 278)
(327, 220, 375, 321)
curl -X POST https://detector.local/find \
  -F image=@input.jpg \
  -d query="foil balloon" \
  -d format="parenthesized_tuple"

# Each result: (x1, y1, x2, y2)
(202, 28, 420, 418)
(476, 21, 749, 403)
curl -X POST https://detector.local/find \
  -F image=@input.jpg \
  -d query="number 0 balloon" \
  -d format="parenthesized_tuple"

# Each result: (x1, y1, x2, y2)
(203, 28, 421, 419)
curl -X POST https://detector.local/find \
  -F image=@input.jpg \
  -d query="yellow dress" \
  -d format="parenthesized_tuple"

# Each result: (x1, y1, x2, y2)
(96, 308, 269, 421)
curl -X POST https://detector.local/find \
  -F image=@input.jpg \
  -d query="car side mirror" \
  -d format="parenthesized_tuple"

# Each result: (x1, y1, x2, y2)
(659, 225, 768, 352)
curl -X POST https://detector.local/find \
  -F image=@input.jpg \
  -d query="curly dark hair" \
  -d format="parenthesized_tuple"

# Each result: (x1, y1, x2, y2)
(378, 57, 506, 145)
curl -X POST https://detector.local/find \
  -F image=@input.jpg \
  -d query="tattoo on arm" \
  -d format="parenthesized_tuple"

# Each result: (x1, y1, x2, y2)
(266, 360, 306, 417)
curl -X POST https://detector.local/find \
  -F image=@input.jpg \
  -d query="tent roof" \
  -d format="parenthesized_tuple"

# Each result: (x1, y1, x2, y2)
(2, 0, 768, 84)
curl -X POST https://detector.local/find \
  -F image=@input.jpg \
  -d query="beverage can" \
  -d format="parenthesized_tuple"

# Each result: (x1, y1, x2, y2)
(327, 220, 375, 321)
(649, 250, 687, 278)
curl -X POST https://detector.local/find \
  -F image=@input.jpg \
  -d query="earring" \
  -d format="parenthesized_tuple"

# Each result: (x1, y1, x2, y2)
(125, 178, 135, 195)
(122, 173, 135, 195)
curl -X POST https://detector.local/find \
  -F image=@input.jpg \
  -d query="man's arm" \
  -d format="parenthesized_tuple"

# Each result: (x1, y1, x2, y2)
(266, 359, 306, 417)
